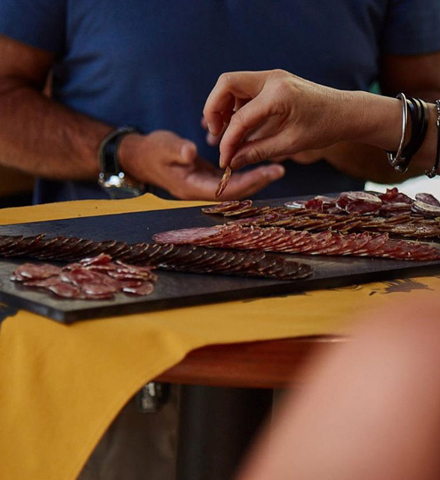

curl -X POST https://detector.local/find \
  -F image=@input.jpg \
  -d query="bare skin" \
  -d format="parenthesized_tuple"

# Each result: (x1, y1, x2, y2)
(0, 35, 284, 200)
(1, 34, 440, 199)
(236, 297, 440, 480)
(204, 60, 440, 182)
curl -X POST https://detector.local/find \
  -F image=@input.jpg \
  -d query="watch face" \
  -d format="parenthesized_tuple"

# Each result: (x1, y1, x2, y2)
(98, 174, 145, 199)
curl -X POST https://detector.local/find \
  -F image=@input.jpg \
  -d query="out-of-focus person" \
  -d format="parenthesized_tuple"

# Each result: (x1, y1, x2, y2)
(235, 297, 440, 480)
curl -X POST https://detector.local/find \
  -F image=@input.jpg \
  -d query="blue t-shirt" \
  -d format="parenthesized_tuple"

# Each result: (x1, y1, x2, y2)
(0, 0, 439, 203)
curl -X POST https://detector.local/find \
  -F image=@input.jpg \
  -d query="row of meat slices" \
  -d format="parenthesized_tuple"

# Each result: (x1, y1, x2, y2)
(203, 188, 440, 218)
(153, 224, 440, 261)
(11, 253, 157, 300)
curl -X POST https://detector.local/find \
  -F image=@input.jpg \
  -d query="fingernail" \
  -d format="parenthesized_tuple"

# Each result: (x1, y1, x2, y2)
(230, 157, 244, 170)
(219, 155, 227, 169)
(207, 122, 213, 133)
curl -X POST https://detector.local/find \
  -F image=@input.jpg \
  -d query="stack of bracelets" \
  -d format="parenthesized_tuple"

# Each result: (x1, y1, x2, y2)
(387, 93, 440, 178)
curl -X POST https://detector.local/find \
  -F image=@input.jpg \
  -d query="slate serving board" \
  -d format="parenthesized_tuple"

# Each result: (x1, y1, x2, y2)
(0, 197, 439, 323)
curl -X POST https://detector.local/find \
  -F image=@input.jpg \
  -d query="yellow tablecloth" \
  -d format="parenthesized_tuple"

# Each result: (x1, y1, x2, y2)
(1, 193, 439, 480)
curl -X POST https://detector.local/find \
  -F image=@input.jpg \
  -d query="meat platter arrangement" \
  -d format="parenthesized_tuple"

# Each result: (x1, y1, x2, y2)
(0, 187, 439, 322)
(153, 188, 440, 261)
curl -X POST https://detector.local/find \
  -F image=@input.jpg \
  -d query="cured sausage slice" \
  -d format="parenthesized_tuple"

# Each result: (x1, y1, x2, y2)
(215, 166, 232, 197)
(10, 263, 61, 281)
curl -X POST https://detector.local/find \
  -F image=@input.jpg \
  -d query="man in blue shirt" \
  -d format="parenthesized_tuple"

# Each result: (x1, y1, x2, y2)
(0, 1, 439, 204)
(0, 2, 439, 480)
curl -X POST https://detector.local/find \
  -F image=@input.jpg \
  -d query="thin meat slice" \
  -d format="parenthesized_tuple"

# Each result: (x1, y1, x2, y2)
(11, 263, 62, 282)
(336, 191, 382, 215)
(202, 200, 252, 214)
(153, 226, 222, 245)
(415, 193, 440, 207)
(215, 166, 232, 197)
(122, 281, 155, 296)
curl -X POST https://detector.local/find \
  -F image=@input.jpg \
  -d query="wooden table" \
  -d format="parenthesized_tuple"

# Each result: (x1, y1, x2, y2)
(156, 336, 344, 480)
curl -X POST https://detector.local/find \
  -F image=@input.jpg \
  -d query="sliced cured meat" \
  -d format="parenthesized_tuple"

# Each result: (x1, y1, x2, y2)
(379, 202, 412, 215)
(80, 253, 112, 266)
(202, 200, 251, 214)
(412, 200, 440, 217)
(202, 201, 240, 214)
(12, 254, 158, 300)
(215, 166, 232, 197)
(303, 195, 337, 212)
(153, 226, 221, 245)
(153, 224, 440, 261)
(11, 262, 61, 281)
(48, 280, 84, 299)
(81, 282, 117, 298)
(122, 282, 155, 296)
(379, 187, 412, 205)
(415, 193, 440, 207)
(336, 191, 382, 214)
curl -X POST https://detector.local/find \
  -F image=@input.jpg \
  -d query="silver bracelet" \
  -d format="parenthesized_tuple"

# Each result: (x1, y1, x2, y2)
(425, 99, 440, 178)
(386, 92, 408, 170)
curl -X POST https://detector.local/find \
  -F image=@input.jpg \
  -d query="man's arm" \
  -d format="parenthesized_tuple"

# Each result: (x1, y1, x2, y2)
(0, 35, 284, 199)
(0, 35, 112, 180)
(319, 52, 440, 184)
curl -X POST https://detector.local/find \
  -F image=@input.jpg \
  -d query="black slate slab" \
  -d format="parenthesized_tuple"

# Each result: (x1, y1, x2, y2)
(0, 197, 439, 323)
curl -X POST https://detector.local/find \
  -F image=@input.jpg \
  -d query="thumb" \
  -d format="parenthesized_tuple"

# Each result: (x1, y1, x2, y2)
(218, 163, 285, 200)
(180, 141, 198, 164)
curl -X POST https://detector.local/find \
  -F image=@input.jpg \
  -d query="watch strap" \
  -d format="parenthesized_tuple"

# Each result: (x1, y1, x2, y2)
(98, 126, 141, 176)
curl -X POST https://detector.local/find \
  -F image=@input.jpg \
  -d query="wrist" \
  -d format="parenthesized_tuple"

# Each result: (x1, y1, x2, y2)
(117, 131, 144, 175)
(98, 126, 145, 198)
(348, 92, 402, 151)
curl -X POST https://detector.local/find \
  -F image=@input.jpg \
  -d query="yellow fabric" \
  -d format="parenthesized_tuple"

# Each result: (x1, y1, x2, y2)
(0, 193, 439, 480)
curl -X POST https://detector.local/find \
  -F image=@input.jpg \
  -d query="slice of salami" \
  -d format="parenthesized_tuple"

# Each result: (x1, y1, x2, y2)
(80, 253, 112, 266)
(415, 193, 440, 207)
(11, 263, 62, 282)
(215, 166, 232, 197)
(379, 187, 412, 205)
(48, 280, 84, 299)
(412, 200, 440, 217)
(153, 226, 221, 245)
(202, 201, 242, 214)
(122, 281, 155, 296)
(336, 192, 382, 214)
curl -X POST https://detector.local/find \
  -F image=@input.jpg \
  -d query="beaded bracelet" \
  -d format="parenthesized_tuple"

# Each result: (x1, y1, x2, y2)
(425, 100, 440, 178)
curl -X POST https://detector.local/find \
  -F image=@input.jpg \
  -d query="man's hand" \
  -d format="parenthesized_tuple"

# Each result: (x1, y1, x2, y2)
(119, 130, 285, 200)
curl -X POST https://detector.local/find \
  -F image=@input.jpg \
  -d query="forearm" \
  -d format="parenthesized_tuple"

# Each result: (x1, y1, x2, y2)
(0, 79, 112, 180)
(326, 92, 437, 180)
(320, 142, 424, 185)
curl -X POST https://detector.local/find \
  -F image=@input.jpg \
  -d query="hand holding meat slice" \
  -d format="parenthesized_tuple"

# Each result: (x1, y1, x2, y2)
(203, 70, 439, 174)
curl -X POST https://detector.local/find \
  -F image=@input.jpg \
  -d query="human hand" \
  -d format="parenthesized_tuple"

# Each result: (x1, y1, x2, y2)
(119, 130, 285, 200)
(203, 70, 358, 170)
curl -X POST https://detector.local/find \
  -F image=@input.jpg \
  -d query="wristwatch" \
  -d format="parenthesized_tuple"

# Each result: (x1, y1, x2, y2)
(98, 126, 145, 199)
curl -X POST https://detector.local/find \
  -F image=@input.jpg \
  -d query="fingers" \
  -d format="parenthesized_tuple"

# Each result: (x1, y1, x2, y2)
(218, 97, 275, 168)
(183, 163, 285, 201)
(219, 163, 285, 199)
(179, 141, 198, 164)
(227, 131, 296, 170)
(203, 71, 269, 137)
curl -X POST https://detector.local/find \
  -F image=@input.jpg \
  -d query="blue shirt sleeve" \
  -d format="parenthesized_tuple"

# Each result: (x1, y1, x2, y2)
(383, 0, 440, 55)
(0, 0, 65, 53)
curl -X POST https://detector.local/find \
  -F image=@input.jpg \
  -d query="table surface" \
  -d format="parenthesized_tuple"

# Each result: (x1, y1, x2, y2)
(2, 195, 440, 480)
